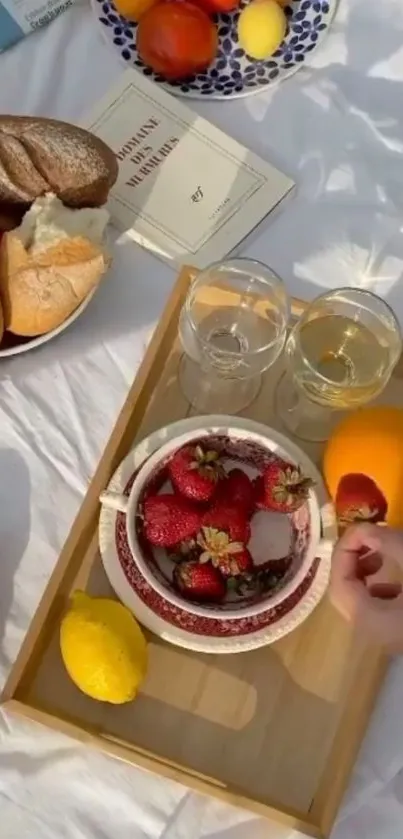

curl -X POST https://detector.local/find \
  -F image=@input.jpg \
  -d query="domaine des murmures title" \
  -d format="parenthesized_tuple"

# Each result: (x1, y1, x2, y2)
(117, 116, 179, 189)
(84, 70, 295, 265)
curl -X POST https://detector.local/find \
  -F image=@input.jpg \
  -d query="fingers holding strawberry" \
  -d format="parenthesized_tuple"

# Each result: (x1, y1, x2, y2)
(335, 473, 388, 529)
(329, 522, 403, 649)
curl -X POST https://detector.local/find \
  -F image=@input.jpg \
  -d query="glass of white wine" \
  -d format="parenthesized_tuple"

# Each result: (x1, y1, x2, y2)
(178, 258, 290, 414)
(275, 288, 402, 442)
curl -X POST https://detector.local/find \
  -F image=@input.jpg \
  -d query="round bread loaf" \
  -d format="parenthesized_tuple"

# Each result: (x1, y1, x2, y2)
(0, 116, 118, 216)
(0, 232, 108, 336)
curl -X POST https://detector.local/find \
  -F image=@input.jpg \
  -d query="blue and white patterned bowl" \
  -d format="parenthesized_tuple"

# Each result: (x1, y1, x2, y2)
(92, 0, 336, 100)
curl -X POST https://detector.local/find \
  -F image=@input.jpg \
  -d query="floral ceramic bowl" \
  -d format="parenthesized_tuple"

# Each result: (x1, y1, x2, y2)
(101, 416, 336, 620)
(92, 0, 336, 100)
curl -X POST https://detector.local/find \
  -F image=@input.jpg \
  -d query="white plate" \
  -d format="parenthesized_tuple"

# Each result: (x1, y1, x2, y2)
(99, 415, 336, 653)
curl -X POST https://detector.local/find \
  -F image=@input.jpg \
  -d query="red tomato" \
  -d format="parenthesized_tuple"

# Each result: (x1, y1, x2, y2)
(137, 0, 218, 80)
(192, 0, 240, 14)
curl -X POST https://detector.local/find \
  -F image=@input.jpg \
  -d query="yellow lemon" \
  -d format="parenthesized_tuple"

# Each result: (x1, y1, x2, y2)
(238, 0, 287, 61)
(60, 591, 148, 704)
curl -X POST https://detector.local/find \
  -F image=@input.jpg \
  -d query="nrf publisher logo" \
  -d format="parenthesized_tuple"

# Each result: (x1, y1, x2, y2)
(191, 186, 203, 203)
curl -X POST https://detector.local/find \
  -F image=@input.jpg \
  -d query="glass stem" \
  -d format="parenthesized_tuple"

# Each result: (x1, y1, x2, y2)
(275, 371, 339, 442)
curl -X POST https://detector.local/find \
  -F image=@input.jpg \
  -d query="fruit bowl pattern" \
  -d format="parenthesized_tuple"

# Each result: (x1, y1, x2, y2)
(93, 0, 336, 100)
(116, 483, 319, 636)
(132, 435, 312, 615)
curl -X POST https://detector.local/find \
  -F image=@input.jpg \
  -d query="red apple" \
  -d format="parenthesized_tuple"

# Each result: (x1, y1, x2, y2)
(137, 0, 218, 80)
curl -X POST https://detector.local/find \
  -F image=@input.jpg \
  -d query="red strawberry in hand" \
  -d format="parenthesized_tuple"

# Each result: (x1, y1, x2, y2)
(336, 473, 387, 528)
(258, 459, 314, 514)
(216, 468, 255, 517)
(174, 559, 226, 602)
(168, 444, 224, 503)
(143, 494, 202, 547)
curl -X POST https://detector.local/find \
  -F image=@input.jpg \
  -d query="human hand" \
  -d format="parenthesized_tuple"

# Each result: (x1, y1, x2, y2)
(329, 523, 403, 649)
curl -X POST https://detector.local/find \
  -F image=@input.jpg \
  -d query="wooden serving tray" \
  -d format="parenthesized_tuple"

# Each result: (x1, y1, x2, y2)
(4, 266, 399, 838)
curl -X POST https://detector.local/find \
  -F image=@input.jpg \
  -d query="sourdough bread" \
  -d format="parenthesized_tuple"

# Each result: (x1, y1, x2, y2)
(0, 116, 118, 213)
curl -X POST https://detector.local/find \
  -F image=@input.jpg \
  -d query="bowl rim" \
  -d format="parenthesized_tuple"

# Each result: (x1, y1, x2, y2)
(124, 416, 335, 619)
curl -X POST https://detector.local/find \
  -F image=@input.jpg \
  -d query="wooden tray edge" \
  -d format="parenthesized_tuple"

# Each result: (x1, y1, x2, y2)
(311, 649, 388, 834)
(1, 265, 196, 704)
(3, 698, 323, 838)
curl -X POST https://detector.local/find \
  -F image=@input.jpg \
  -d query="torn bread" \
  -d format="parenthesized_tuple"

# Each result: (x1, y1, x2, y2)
(0, 193, 110, 336)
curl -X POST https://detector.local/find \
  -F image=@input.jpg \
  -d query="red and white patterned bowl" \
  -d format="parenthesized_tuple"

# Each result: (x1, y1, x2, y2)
(115, 498, 322, 639)
(116, 417, 334, 621)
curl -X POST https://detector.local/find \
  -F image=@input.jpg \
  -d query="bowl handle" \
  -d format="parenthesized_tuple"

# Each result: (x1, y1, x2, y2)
(99, 491, 129, 514)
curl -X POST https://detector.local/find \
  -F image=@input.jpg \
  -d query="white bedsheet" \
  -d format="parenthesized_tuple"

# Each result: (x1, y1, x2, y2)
(1, 1, 403, 836)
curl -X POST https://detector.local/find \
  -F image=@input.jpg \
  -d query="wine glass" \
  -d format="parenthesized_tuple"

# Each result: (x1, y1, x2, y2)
(275, 288, 402, 442)
(178, 258, 290, 414)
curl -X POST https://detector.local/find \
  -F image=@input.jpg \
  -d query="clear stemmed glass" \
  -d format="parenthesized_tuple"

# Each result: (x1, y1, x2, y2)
(178, 258, 290, 414)
(275, 288, 402, 443)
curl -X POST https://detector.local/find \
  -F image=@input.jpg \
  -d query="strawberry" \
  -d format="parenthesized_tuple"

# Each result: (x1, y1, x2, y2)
(336, 473, 387, 527)
(173, 559, 226, 602)
(219, 548, 254, 577)
(258, 459, 314, 513)
(215, 468, 255, 517)
(143, 494, 202, 548)
(228, 547, 253, 576)
(168, 444, 224, 502)
(197, 526, 253, 577)
(201, 501, 251, 544)
(253, 475, 265, 509)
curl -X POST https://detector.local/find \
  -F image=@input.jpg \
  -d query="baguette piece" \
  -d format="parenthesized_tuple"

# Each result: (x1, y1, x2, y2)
(0, 194, 110, 336)
(0, 233, 108, 336)
(0, 116, 118, 212)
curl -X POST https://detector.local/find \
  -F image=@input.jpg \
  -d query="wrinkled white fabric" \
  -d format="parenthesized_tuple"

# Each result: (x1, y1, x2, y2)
(1, 0, 403, 836)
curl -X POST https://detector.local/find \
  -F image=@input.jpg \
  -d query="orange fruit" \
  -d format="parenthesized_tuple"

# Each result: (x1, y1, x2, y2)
(114, 0, 158, 22)
(323, 406, 403, 528)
